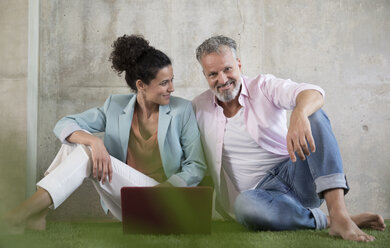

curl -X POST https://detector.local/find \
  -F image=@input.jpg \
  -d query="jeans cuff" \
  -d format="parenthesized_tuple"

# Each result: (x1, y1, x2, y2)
(309, 208, 328, 230)
(314, 173, 349, 198)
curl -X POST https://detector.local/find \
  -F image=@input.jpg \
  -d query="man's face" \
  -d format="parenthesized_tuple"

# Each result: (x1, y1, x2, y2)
(200, 46, 242, 102)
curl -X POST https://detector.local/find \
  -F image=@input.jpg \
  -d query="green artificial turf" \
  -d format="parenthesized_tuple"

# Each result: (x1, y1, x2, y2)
(1, 220, 388, 248)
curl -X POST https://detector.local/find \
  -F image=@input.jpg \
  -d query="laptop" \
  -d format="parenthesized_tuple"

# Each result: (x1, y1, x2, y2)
(120, 186, 213, 234)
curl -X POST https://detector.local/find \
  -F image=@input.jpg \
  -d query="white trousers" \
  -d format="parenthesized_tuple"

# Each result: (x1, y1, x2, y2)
(36, 144, 159, 221)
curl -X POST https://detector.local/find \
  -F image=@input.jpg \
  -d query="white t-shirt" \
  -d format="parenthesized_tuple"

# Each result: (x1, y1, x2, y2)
(222, 108, 289, 193)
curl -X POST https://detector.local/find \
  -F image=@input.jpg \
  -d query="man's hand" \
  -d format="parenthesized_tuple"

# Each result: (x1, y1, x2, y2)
(90, 137, 112, 184)
(286, 109, 316, 162)
(287, 89, 324, 162)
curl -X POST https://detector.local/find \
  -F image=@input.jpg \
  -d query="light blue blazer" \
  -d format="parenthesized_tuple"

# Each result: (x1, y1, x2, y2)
(54, 94, 207, 187)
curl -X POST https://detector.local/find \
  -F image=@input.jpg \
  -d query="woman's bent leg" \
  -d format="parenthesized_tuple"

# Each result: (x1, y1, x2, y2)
(36, 144, 92, 209)
(1, 144, 90, 232)
(26, 208, 49, 230)
(35, 143, 159, 221)
(91, 155, 159, 221)
(1, 187, 52, 232)
(3, 143, 160, 230)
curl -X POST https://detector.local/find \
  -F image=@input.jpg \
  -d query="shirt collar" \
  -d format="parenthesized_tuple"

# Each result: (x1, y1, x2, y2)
(212, 92, 218, 107)
(239, 76, 249, 97)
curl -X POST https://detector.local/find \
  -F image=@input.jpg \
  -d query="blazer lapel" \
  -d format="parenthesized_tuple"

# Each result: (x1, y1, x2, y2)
(157, 103, 172, 154)
(118, 96, 137, 161)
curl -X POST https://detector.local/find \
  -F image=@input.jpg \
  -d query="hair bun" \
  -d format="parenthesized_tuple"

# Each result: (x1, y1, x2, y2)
(110, 34, 152, 74)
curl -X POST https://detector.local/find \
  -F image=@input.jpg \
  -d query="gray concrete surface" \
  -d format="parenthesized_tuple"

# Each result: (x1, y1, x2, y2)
(0, 0, 28, 215)
(1, 0, 388, 220)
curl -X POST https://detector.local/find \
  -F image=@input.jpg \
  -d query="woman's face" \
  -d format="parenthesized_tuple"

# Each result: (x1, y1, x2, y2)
(140, 65, 175, 106)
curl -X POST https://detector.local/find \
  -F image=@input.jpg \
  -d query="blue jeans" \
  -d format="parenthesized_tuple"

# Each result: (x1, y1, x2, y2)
(234, 109, 349, 231)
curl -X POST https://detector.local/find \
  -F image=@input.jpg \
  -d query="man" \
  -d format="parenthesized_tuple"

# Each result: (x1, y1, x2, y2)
(192, 35, 385, 242)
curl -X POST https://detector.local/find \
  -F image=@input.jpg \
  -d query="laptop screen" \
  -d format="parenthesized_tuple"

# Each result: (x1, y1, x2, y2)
(121, 186, 213, 234)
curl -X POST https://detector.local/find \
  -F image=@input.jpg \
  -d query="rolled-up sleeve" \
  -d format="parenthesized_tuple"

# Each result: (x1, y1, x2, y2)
(260, 74, 325, 110)
(53, 96, 112, 143)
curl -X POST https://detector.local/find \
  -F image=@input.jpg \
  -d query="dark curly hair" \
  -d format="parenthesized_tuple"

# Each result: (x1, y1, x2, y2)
(109, 34, 171, 91)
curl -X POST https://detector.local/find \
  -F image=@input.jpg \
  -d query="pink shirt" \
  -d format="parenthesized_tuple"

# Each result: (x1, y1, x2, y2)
(192, 74, 325, 215)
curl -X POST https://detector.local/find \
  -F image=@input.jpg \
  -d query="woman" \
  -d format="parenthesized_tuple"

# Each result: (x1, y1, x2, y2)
(3, 35, 206, 231)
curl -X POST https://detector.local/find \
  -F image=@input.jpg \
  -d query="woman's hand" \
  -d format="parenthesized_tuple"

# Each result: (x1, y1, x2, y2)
(90, 137, 112, 184)
(66, 131, 112, 184)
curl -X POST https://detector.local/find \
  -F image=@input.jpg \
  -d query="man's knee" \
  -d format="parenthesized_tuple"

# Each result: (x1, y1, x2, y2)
(307, 109, 335, 143)
(234, 190, 276, 231)
(234, 192, 253, 222)
(308, 109, 329, 126)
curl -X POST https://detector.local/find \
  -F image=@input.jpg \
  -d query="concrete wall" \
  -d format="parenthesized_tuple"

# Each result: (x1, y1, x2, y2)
(32, 0, 390, 219)
(0, 0, 28, 214)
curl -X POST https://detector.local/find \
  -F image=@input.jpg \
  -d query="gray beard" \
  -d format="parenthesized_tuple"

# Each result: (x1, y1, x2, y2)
(214, 80, 241, 102)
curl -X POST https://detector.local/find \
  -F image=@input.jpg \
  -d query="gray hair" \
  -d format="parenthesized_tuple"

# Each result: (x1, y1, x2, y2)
(196, 35, 238, 62)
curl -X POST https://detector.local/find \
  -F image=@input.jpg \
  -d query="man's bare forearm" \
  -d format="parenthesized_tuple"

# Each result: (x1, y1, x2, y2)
(293, 90, 324, 117)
